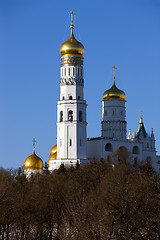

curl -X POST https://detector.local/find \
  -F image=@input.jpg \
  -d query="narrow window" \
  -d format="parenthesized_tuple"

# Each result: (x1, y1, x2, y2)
(81, 68, 83, 76)
(79, 111, 83, 122)
(78, 96, 80, 100)
(69, 95, 73, 100)
(113, 110, 115, 115)
(80, 139, 82, 146)
(69, 139, 72, 146)
(64, 68, 66, 76)
(147, 143, 149, 148)
(62, 96, 65, 100)
(78, 68, 79, 76)
(121, 111, 123, 116)
(68, 68, 70, 76)
(62, 68, 63, 77)
(68, 110, 73, 122)
(73, 68, 75, 75)
(60, 111, 63, 122)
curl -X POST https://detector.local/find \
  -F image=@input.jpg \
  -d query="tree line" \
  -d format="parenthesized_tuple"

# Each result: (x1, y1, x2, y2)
(0, 151, 160, 240)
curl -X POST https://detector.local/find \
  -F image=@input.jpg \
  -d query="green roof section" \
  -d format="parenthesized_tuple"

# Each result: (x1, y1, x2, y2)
(135, 113, 147, 139)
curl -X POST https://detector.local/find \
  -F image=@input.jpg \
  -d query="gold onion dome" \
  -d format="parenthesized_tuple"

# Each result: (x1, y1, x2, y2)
(48, 144, 57, 167)
(60, 16, 84, 57)
(103, 66, 125, 101)
(24, 140, 43, 170)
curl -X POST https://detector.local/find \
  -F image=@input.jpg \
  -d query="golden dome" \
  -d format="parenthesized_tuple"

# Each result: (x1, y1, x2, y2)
(50, 144, 57, 155)
(48, 144, 57, 167)
(60, 25, 84, 57)
(24, 149, 44, 171)
(103, 80, 125, 101)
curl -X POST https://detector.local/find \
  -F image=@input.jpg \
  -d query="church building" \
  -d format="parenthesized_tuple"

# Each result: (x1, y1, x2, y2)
(24, 11, 160, 175)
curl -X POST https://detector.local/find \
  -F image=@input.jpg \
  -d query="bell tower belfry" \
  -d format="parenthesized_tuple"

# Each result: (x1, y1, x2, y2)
(49, 11, 87, 170)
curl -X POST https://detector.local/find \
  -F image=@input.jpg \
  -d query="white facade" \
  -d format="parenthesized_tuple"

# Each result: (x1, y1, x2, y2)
(87, 94, 160, 173)
(48, 18, 160, 174)
(49, 55, 87, 171)
(102, 99, 126, 140)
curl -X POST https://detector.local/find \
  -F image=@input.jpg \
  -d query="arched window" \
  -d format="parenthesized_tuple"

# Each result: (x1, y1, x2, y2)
(105, 143, 113, 152)
(62, 96, 65, 100)
(68, 110, 73, 122)
(79, 111, 83, 122)
(69, 96, 73, 100)
(132, 146, 140, 154)
(60, 111, 63, 122)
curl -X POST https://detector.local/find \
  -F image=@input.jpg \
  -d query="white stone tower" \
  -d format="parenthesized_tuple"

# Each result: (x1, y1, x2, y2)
(101, 66, 126, 140)
(49, 11, 87, 170)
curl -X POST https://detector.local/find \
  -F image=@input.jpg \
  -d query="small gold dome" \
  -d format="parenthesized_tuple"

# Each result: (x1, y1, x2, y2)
(24, 149, 44, 170)
(48, 144, 57, 167)
(50, 144, 57, 155)
(103, 80, 125, 101)
(60, 25, 84, 57)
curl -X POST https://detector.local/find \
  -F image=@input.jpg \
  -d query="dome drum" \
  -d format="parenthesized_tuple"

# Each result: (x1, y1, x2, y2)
(61, 56, 84, 66)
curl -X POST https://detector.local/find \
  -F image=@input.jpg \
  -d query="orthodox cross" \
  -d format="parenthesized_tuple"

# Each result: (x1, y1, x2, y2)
(69, 10, 76, 26)
(32, 138, 36, 150)
(112, 65, 117, 79)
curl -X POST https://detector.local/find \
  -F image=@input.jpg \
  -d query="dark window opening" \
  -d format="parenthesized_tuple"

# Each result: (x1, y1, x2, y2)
(68, 68, 70, 76)
(78, 68, 79, 76)
(113, 110, 115, 115)
(147, 143, 149, 148)
(105, 143, 113, 152)
(79, 111, 83, 122)
(78, 96, 80, 100)
(132, 146, 140, 154)
(62, 96, 65, 100)
(68, 110, 73, 122)
(80, 139, 82, 146)
(69, 96, 73, 100)
(70, 139, 72, 146)
(73, 68, 75, 75)
(60, 111, 63, 122)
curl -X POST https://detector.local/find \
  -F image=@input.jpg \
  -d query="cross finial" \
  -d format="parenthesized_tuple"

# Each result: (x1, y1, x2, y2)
(112, 65, 117, 82)
(32, 138, 36, 151)
(69, 10, 76, 26)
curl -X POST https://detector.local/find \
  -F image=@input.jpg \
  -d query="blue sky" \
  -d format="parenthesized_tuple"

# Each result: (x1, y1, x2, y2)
(1, 0, 160, 169)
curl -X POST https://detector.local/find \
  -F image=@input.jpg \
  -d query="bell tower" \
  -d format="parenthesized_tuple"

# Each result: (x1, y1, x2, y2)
(101, 66, 127, 140)
(49, 11, 87, 170)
